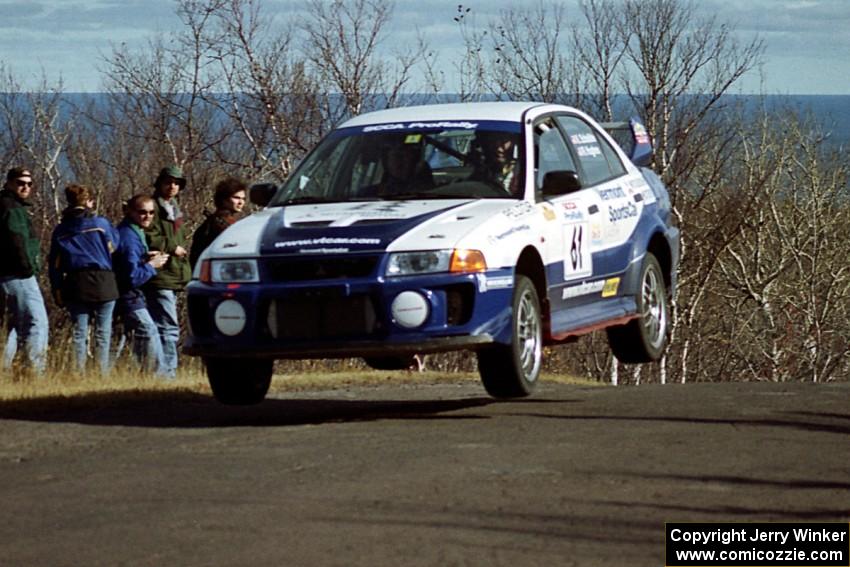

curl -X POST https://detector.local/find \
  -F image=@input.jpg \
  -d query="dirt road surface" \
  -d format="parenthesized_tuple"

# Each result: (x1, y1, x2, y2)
(1, 380, 849, 566)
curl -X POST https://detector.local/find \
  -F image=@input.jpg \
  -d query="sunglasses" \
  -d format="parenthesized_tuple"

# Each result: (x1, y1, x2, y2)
(14, 179, 33, 187)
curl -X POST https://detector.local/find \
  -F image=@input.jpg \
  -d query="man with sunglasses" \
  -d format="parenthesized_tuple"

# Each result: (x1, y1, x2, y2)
(0, 167, 49, 374)
(114, 194, 169, 376)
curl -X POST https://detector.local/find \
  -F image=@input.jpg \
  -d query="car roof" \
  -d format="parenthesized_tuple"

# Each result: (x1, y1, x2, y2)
(340, 101, 558, 127)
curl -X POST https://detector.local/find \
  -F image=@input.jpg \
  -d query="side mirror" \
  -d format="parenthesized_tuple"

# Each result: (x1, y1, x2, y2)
(249, 183, 278, 207)
(542, 170, 582, 196)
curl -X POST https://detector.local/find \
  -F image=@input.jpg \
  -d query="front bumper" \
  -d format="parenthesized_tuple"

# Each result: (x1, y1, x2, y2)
(183, 266, 515, 360)
(184, 334, 494, 358)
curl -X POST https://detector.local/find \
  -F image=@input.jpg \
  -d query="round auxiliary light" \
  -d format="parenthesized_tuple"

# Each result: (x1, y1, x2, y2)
(214, 299, 247, 336)
(391, 291, 430, 329)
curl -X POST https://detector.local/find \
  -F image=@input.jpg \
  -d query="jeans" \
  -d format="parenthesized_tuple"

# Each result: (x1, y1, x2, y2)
(1, 276, 49, 373)
(123, 307, 167, 377)
(66, 300, 115, 374)
(144, 289, 180, 378)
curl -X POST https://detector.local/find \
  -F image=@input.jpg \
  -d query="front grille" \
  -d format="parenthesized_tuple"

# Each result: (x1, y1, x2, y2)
(446, 283, 475, 326)
(267, 290, 378, 340)
(265, 255, 380, 282)
(187, 295, 214, 337)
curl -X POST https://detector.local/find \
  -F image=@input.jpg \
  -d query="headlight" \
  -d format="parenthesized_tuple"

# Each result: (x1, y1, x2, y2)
(387, 251, 451, 277)
(386, 250, 486, 277)
(208, 259, 259, 283)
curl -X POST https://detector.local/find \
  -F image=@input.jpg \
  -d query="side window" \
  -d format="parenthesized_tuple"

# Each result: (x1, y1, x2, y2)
(534, 118, 576, 189)
(556, 115, 626, 186)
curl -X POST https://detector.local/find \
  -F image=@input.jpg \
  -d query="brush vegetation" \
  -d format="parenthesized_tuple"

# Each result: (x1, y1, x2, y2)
(1, 0, 848, 385)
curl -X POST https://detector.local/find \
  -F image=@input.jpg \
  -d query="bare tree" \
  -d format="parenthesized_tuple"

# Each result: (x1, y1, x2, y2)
(450, 4, 489, 102)
(0, 67, 70, 225)
(302, 0, 425, 123)
(716, 113, 850, 382)
(487, 2, 577, 103)
(618, 0, 764, 183)
(572, 0, 629, 120)
(200, 0, 323, 180)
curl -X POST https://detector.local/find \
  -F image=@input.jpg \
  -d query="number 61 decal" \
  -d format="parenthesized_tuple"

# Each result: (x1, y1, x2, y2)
(563, 222, 592, 280)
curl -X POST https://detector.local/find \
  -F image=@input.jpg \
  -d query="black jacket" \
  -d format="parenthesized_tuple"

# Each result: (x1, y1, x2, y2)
(0, 189, 40, 278)
(189, 210, 237, 269)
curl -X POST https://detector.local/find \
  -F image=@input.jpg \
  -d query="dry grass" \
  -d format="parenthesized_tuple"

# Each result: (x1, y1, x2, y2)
(0, 367, 208, 402)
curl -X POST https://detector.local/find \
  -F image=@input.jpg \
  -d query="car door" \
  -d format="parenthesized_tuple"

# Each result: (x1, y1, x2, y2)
(531, 115, 607, 321)
(555, 114, 639, 284)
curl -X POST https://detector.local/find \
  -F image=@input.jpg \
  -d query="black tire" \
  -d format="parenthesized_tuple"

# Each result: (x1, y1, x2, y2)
(206, 357, 273, 405)
(363, 356, 418, 371)
(477, 275, 542, 398)
(607, 253, 669, 363)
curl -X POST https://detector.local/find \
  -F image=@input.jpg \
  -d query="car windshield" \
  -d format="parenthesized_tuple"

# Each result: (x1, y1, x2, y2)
(270, 120, 524, 205)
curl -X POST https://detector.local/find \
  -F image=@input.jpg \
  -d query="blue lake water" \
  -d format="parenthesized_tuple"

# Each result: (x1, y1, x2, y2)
(37, 92, 850, 150)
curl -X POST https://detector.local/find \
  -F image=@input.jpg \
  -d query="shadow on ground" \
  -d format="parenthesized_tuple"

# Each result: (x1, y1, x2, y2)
(0, 389, 509, 428)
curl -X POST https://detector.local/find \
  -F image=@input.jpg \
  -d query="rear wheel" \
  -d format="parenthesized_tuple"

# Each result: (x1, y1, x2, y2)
(607, 253, 669, 363)
(205, 357, 273, 405)
(477, 275, 542, 398)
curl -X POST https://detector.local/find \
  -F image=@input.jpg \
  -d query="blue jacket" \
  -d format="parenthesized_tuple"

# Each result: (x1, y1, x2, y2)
(48, 207, 120, 303)
(114, 218, 157, 313)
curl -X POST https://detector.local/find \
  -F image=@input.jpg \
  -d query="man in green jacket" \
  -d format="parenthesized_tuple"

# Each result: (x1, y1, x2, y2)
(0, 167, 49, 374)
(144, 165, 191, 378)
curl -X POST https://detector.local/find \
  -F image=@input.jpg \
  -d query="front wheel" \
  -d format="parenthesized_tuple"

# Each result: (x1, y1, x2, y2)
(477, 275, 542, 398)
(205, 357, 273, 405)
(607, 253, 669, 363)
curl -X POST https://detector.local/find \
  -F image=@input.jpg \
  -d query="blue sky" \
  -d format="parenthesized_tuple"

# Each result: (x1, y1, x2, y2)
(0, 0, 848, 94)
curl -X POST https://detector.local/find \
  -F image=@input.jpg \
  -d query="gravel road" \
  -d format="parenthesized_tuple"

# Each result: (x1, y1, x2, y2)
(1, 380, 849, 566)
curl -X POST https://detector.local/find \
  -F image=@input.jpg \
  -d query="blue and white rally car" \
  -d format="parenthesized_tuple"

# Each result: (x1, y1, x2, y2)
(185, 102, 679, 404)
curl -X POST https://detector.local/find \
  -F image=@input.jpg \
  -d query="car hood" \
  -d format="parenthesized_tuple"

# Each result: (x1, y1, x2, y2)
(205, 199, 523, 258)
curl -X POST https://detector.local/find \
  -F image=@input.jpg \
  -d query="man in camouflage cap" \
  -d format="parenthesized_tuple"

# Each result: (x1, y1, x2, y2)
(143, 165, 192, 378)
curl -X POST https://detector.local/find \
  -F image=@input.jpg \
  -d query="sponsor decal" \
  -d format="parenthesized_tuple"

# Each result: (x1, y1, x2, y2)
(299, 248, 349, 254)
(633, 122, 650, 145)
(408, 121, 478, 130)
(590, 222, 604, 246)
(364, 121, 478, 132)
(480, 275, 514, 292)
(489, 224, 531, 242)
(601, 277, 620, 297)
(608, 202, 638, 222)
(502, 201, 535, 219)
(627, 180, 657, 205)
(562, 210, 584, 222)
(562, 280, 604, 299)
(362, 123, 405, 132)
(295, 201, 414, 222)
(542, 205, 557, 221)
(598, 186, 627, 200)
(576, 144, 603, 158)
(349, 202, 409, 213)
(562, 201, 578, 209)
(563, 223, 592, 280)
(570, 133, 597, 145)
(274, 237, 381, 248)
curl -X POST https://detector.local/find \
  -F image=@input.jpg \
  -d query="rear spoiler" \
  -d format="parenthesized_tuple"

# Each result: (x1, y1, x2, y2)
(600, 117, 653, 167)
